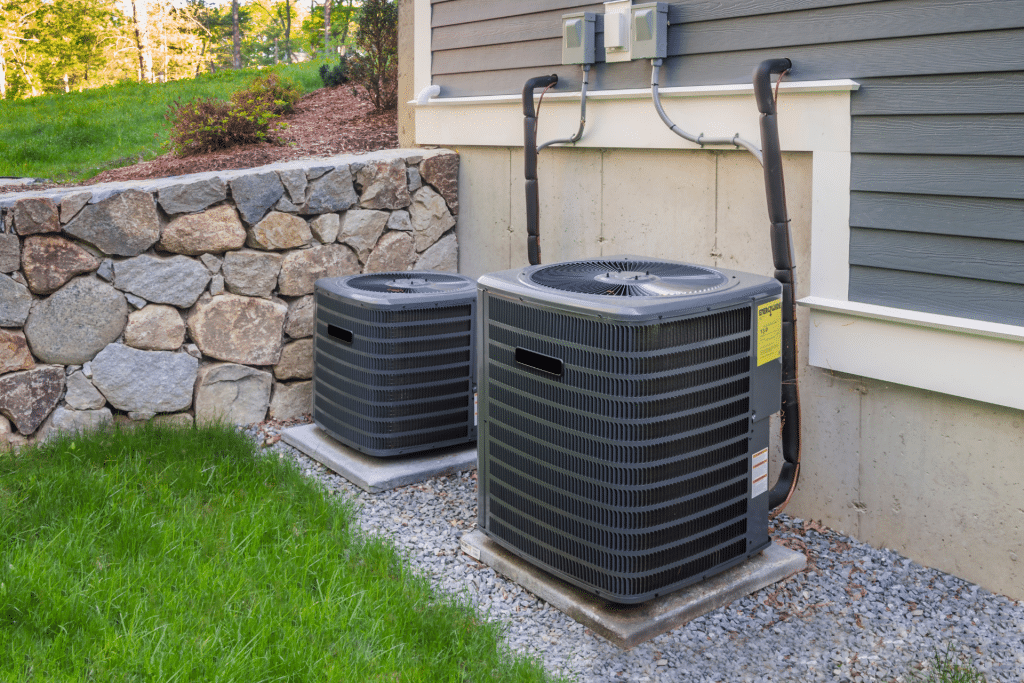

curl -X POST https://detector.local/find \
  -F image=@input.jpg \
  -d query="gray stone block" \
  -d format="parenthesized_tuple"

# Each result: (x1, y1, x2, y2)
(281, 424, 478, 493)
(458, 530, 806, 649)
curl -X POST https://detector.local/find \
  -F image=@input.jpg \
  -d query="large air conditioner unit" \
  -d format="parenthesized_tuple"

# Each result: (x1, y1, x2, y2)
(313, 272, 477, 457)
(476, 256, 783, 603)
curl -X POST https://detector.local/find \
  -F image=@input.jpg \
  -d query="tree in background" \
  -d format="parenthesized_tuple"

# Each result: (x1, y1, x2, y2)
(26, 0, 119, 92)
(300, 0, 354, 58)
(0, 0, 42, 98)
(347, 0, 396, 112)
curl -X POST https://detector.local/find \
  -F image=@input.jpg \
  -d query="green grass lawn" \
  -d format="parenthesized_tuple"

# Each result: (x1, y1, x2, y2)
(0, 62, 325, 184)
(0, 422, 555, 682)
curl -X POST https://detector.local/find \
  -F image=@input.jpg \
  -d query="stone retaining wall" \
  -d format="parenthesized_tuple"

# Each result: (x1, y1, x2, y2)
(0, 148, 460, 449)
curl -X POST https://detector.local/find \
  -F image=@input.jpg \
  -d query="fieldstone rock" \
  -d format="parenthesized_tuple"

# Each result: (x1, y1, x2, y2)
(274, 339, 313, 380)
(357, 159, 412, 210)
(310, 213, 340, 243)
(21, 235, 102, 295)
(278, 244, 360, 296)
(339, 210, 388, 262)
(247, 211, 312, 250)
(91, 344, 198, 413)
(222, 249, 283, 298)
(300, 166, 358, 214)
(0, 366, 64, 434)
(229, 172, 285, 225)
(160, 205, 246, 255)
(409, 186, 456, 252)
(365, 231, 415, 273)
(12, 197, 59, 235)
(0, 415, 12, 452)
(209, 274, 225, 295)
(199, 253, 222, 273)
(23, 277, 127, 365)
(278, 169, 307, 204)
(82, 361, 92, 378)
(186, 294, 287, 365)
(96, 259, 114, 282)
(184, 344, 201, 359)
(125, 293, 147, 309)
(420, 154, 460, 214)
(193, 362, 272, 425)
(64, 371, 107, 410)
(124, 305, 186, 351)
(63, 189, 160, 256)
(0, 329, 34, 374)
(407, 167, 422, 193)
(114, 255, 211, 308)
(128, 411, 156, 422)
(0, 233, 19, 273)
(284, 295, 314, 339)
(38, 406, 113, 441)
(269, 380, 312, 421)
(10, 271, 26, 286)
(157, 177, 227, 215)
(306, 165, 333, 181)
(414, 234, 459, 272)
(386, 210, 412, 232)
(59, 192, 91, 224)
(274, 196, 300, 213)
(151, 412, 193, 428)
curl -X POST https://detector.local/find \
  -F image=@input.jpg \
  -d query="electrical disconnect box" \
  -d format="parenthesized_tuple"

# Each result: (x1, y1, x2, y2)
(603, 0, 632, 63)
(631, 2, 668, 60)
(562, 12, 596, 65)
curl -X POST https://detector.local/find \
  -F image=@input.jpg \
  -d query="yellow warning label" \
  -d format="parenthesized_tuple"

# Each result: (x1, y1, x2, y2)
(757, 299, 782, 366)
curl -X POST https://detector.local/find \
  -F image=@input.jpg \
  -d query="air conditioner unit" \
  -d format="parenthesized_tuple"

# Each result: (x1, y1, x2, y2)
(476, 256, 782, 603)
(314, 271, 477, 457)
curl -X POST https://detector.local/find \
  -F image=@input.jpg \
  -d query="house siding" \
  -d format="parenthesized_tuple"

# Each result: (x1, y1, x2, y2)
(430, 0, 1024, 326)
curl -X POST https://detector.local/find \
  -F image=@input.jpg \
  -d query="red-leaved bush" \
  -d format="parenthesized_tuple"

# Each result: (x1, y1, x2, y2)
(166, 73, 302, 156)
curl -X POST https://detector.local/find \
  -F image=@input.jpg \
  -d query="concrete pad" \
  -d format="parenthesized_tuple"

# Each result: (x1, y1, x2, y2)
(281, 423, 477, 493)
(459, 529, 805, 649)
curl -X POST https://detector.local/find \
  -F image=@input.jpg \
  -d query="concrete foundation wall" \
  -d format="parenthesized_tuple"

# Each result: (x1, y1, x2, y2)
(453, 145, 1024, 600)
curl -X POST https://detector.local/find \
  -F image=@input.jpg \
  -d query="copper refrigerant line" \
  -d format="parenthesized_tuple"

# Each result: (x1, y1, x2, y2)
(521, 57, 801, 514)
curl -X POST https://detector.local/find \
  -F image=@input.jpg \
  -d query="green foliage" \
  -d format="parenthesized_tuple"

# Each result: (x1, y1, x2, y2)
(908, 645, 988, 683)
(0, 61, 323, 182)
(166, 71, 301, 156)
(347, 0, 397, 112)
(318, 55, 350, 87)
(0, 422, 557, 682)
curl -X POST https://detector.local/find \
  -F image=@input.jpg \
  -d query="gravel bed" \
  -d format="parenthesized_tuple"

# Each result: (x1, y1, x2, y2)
(249, 422, 1024, 682)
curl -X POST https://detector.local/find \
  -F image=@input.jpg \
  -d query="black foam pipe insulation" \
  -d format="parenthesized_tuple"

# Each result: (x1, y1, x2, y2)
(522, 74, 558, 266)
(753, 58, 802, 513)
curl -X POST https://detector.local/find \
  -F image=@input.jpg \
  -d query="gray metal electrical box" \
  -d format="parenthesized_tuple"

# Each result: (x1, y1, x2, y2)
(631, 2, 668, 60)
(562, 11, 597, 65)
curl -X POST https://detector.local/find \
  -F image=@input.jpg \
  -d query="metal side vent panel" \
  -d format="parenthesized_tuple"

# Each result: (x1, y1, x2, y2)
(313, 272, 477, 457)
(477, 258, 781, 604)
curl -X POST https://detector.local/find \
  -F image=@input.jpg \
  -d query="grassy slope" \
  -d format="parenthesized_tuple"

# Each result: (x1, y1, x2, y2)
(0, 423, 556, 682)
(0, 61, 325, 184)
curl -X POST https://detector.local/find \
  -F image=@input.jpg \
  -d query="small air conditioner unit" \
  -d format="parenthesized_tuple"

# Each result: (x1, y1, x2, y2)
(313, 271, 477, 457)
(476, 256, 782, 603)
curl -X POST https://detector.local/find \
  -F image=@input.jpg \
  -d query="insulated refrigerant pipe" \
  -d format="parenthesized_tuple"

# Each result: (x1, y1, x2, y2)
(522, 74, 559, 266)
(752, 57, 803, 513)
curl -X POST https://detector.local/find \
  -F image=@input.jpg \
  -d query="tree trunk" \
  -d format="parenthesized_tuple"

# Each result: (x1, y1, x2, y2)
(323, 0, 332, 56)
(284, 0, 292, 63)
(231, 0, 241, 69)
(131, 0, 153, 82)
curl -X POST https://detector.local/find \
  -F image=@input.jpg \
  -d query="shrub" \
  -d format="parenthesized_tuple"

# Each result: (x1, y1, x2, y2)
(348, 0, 397, 112)
(319, 56, 350, 87)
(166, 72, 302, 156)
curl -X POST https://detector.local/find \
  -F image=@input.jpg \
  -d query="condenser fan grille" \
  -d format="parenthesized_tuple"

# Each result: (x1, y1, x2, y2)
(529, 259, 729, 296)
(346, 272, 473, 294)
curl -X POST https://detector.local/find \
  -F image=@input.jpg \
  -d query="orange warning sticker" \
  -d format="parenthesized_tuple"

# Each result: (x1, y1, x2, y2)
(752, 448, 769, 498)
